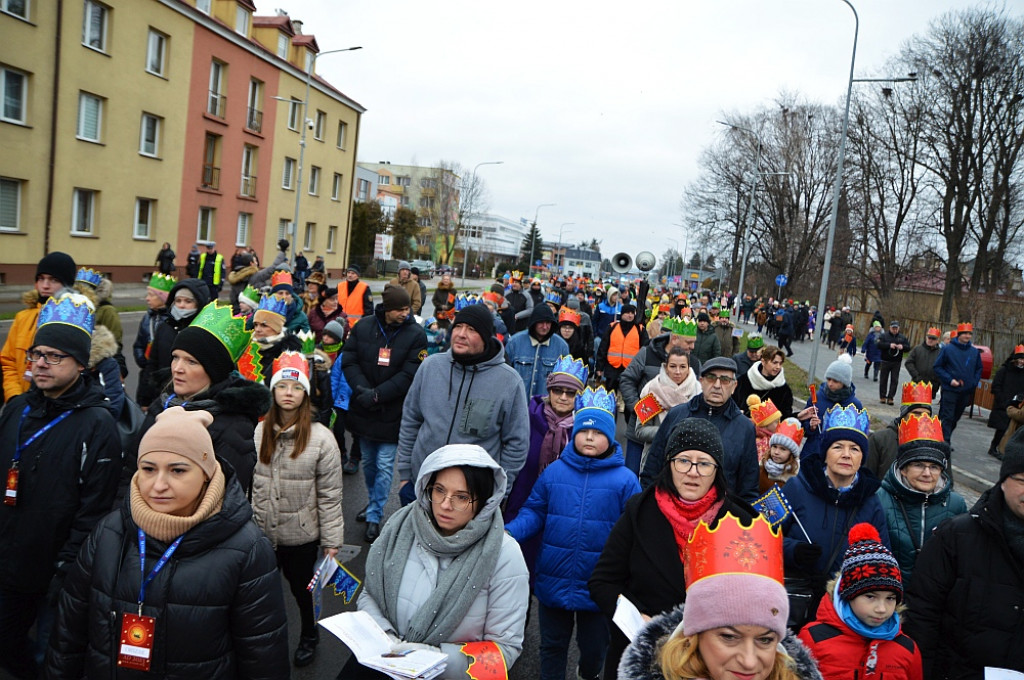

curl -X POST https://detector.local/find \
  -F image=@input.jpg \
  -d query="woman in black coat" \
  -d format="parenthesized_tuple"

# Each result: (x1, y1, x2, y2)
(987, 346, 1024, 458)
(139, 278, 210, 408)
(45, 407, 289, 679)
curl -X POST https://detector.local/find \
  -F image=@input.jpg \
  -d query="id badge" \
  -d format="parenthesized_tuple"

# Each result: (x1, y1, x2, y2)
(4, 466, 18, 506)
(377, 348, 391, 366)
(118, 613, 156, 671)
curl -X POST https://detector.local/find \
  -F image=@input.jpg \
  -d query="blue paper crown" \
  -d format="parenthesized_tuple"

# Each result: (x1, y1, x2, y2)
(256, 293, 289, 318)
(544, 291, 562, 305)
(551, 355, 588, 388)
(575, 386, 616, 415)
(454, 294, 480, 311)
(822, 404, 870, 437)
(75, 267, 103, 288)
(37, 293, 95, 335)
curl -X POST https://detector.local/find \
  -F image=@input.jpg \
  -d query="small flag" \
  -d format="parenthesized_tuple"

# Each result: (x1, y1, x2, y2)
(634, 394, 663, 425)
(754, 486, 792, 530)
(327, 562, 362, 605)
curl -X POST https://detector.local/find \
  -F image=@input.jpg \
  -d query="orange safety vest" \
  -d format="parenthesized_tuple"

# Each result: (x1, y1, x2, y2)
(337, 280, 370, 328)
(606, 322, 640, 369)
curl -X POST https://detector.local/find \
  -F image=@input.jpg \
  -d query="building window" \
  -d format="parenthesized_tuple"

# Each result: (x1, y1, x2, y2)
(240, 145, 257, 197)
(276, 32, 288, 59)
(357, 178, 370, 201)
(419, 196, 435, 209)
(308, 166, 320, 196)
(196, 206, 215, 242)
(207, 60, 226, 118)
(134, 198, 154, 238)
(304, 50, 313, 73)
(71, 188, 96, 234)
(1, 68, 26, 124)
(421, 177, 437, 189)
(418, 216, 432, 227)
(336, 120, 347, 149)
(236, 212, 251, 246)
(196, 0, 210, 13)
(303, 222, 314, 250)
(245, 78, 262, 132)
(82, 0, 108, 52)
(201, 133, 220, 189)
(287, 98, 301, 131)
(327, 225, 337, 252)
(282, 157, 296, 189)
(77, 92, 103, 142)
(314, 110, 326, 140)
(2, 0, 28, 19)
(395, 176, 411, 187)
(146, 29, 167, 76)
(234, 6, 249, 35)
(378, 174, 390, 186)
(401, 195, 410, 207)
(277, 218, 289, 241)
(139, 113, 160, 157)
(331, 172, 342, 201)
(0, 177, 21, 231)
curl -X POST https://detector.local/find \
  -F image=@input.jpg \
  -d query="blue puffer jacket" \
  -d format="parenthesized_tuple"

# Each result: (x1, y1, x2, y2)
(505, 440, 640, 612)
(861, 330, 882, 362)
(329, 356, 351, 410)
(933, 339, 983, 393)
(800, 382, 864, 460)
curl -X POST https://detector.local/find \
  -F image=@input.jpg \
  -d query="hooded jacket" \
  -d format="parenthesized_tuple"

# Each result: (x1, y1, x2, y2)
(396, 338, 530, 494)
(87, 324, 125, 419)
(505, 304, 570, 398)
(0, 374, 122, 594)
(141, 278, 210, 405)
(692, 324, 721, 365)
(1, 288, 49, 398)
(862, 328, 883, 363)
(132, 304, 169, 369)
(505, 439, 640, 612)
(44, 463, 290, 679)
(358, 445, 530, 678)
(933, 339, 982, 393)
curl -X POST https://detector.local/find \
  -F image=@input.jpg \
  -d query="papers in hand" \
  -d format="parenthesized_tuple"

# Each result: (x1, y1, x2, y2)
(985, 669, 1024, 680)
(613, 595, 647, 642)
(320, 610, 447, 679)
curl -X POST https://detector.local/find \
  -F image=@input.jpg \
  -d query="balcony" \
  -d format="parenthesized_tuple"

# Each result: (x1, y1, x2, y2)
(246, 107, 263, 133)
(201, 164, 221, 190)
(240, 174, 257, 198)
(207, 91, 226, 118)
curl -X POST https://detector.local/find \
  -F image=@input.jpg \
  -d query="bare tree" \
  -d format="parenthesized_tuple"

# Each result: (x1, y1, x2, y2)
(420, 160, 463, 265)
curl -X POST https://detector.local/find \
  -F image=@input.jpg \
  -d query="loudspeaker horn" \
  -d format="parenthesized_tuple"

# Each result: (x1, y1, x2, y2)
(612, 253, 632, 273)
(635, 251, 656, 272)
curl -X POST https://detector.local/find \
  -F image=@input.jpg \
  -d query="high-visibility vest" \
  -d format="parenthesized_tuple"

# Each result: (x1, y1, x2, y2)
(606, 322, 640, 369)
(198, 252, 223, 285)
(337, 280, 369, 328)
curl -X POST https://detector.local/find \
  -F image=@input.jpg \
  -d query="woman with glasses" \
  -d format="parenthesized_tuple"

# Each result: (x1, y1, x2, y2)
(876, 414, 966, 584)
(589, 419, 759, 679)
(336, 444, 529, 679)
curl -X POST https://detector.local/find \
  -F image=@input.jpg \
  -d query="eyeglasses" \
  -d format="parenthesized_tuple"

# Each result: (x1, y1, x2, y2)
(670, 457, 718, 476)
(906, 462, 942, 474)
(549, 387, 576, 397)
(701, 374, 736, 385)
(428, 485, 475, 512)
(27, 350, 71, 365)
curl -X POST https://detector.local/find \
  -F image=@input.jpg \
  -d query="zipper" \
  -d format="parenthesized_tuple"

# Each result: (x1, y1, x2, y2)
(109, 609, 118, 678)
(920, 495, 929, 552)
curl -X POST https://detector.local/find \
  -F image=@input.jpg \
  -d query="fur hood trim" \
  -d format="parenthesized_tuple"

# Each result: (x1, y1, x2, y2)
(619, 604, 823, 680)
(21, 289, 41, 307)
(191, 373, 271, 424)
(312, 348, 332, 372)
(88, 325, 119, 368)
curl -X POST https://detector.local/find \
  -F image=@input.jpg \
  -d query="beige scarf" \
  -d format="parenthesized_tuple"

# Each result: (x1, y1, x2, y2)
(130, 464, 226, 542)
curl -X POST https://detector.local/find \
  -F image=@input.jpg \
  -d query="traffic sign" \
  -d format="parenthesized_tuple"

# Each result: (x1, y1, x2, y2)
(775, 274, 788, 287)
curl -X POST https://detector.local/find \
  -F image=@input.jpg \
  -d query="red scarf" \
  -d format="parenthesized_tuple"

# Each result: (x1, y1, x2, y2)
(655, 486, 724, 564)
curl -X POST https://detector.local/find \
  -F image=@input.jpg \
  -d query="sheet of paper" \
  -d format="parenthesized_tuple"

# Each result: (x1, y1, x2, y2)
(319, 610, 392, 660)
(985, 669, 1024, 680)
(613, 594, 646, 642)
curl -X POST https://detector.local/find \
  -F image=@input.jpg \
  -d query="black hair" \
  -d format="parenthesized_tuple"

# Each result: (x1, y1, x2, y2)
(654, 450, 728, 500)
(426, 464, 495, 518)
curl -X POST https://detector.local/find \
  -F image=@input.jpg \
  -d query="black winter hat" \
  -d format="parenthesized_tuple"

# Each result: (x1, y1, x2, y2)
(665, 418, 725, 467)
(278, 239, 290, 252)
(381, 284, 411, 311)
(697, 312, 711, 324)
(171, 325, 235, 386)
(346, 263, 361, 275)
(453, 303, 494, 340)
(1000, 429, 1024, 482)
(621, 303, 637, 315)
(37, 251, 77, 288)
(897, 439, 949, 471)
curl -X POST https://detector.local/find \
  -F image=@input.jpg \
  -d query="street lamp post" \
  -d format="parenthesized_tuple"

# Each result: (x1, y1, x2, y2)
(556, 222, 575, 277)
(529, 203, 555, 276)
(461, 161, 503, 285)
(717, 121, 762, 318)
(666, 238, 680, 282)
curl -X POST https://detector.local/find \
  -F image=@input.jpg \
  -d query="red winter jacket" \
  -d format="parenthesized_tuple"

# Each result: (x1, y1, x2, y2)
(798, 592, 922, 680)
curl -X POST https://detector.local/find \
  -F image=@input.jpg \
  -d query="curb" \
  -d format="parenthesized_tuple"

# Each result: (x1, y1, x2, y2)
(951, 464, 995, 495)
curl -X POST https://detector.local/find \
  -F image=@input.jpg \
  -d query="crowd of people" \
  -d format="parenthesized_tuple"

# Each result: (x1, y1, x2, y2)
(0, 251, 1021, 680)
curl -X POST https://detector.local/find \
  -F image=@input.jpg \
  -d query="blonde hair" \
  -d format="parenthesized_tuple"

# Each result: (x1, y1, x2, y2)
(658, 632, 801, 680)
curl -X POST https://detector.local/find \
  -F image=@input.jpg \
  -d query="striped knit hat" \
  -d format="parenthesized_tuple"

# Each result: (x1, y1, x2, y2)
(838, 523, 903, 603)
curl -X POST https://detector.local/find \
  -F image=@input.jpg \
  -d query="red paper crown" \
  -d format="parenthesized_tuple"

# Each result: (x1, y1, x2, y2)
(558, 306, 581, 325)
(926, 327, 941, 338)
(271, 350, 308, 380)
(481, 291, 504, 307)
(957, 322, 973, 333)
(747, 395, 781, 427)
(683, 514, 784, 589)
(1014, 344, 1024, 356)
(774, 418, 804, 447)
(901, 381, 933, 407)
(898, 413, 944, 446)
(271, 270, 293, 289)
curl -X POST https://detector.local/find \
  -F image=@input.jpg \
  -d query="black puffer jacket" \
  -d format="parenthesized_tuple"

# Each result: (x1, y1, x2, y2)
(342, 305, 427, 442)
(904, 485, 1024, 679)
(139, 278, 210, 406)
(989, 358, 1024, 432)
(44, 464, 290, 679)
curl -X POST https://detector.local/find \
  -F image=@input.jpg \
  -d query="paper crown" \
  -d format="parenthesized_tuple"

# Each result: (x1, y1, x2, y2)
(746, 333, 764, 349)
(747, 396, 781, 427)
(774, 418, 804, 447)
(558, 306, 581, 325)
(575, 386, 616, 416)
(238, 284, 260, 308)
(898, 413, 945, 446)
(719, 309, 731, 319)
(295, 329, 316, 355)
(926, 327, 941, 338)
(683, 514, 784, 590)
(1014, 344, 1024, 357)
(37, 293, 95, 335)
(544, 291, 562, 305)
(147, 272, 177, 293)
(271, 270, 293, 289)
(256, 293, 289, 319)
(901, 381, 933, 406)
(481, 291, 504, 306)
(957, 322, 973, 333)
(822, 403, 870, 438)
(551, 355, 588, 388)
(510, 270, 523, 281)
(454, 293, 481, 311)
(190, 301, 253, 362)
(75, 267, 103, 288)
(272, 351, 309, 381)
(662, 317, 697, 337)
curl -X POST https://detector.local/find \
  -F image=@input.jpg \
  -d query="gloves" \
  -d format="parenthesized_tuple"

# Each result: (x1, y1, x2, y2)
(390, 641, 442, 655)
(793, 542, 823, 571)
(355, 386, 377, 409)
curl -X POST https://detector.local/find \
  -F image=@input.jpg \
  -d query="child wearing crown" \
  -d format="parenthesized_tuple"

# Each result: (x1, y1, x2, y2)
(505, 387, 640, 680)
(748, 395, 783, 462)
(760, 417, 803, 493)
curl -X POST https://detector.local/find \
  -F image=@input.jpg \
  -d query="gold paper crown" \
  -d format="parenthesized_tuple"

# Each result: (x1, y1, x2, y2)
(901, 381, 933, 407)
(898, 413, 945, 446)
(683, 513, 784, 590)
(747, 395, 781, 427)
(510, 270, 523, 281)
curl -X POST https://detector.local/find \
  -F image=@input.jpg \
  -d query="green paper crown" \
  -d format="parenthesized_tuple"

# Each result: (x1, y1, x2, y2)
(296, 329, 316, 355)
(148, 272, 177, 294)
(661, 317, 697, 337)
(191, 301, 253, 362)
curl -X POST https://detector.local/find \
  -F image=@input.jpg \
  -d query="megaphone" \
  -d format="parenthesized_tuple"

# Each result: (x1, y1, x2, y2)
(612, 253, 632, 274)
(635, 251, 656, 272)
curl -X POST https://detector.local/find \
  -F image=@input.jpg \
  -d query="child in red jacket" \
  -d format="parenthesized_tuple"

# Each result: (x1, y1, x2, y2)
(798, 523, 923, 680)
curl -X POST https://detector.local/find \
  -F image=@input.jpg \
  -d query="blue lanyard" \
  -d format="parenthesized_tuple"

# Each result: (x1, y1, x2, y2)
(13, 406, 72, 465)
(137, 528, 184, 615)
(376, 319, 399, 348)
(163, 395, 188, 410)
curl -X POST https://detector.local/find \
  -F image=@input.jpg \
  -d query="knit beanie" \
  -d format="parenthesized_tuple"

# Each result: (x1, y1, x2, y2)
(252, 309, 285, 335)
(999, 429, 1024, 482)
(571, 387, 617, 444)
(453, 303, 495, 339)
(547, 370, 584, 394)
(665, 418, 724, 467)
(171, 326, 235, 386)
(825, 357, 853, 387)
(346, 263, 361, 275)
(237, 285, 260, 311)
(897, 439, 949, 471)
(139, 406, 218, 478)
(382, 284, 411, 311)
(32, 293, 95, 367)
(838, 523, 903, 603)
(323, 319, 347, 344)
(36, 251, 77, 288)
(269, 351, 310, 393)
(620, 303, 637, 316)
(769, 418, 804, 459)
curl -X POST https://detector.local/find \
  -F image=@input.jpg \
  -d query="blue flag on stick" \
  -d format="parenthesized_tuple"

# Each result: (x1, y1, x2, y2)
(754, 486, 792, 530)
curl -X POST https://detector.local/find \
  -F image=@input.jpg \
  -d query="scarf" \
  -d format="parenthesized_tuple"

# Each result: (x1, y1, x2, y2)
(130, 464, 225, 543)
(832, 579, 900, 641)
(169, 306, 197, 322)
(764, 457, 789, 478)
(539, 402, 574, 472)
(824, 384, 853, 403)
(363, 497, 505, 645)
(747, 362, 787, 392)
(641, 365, 700, 411)
(655, 486, 723, 564)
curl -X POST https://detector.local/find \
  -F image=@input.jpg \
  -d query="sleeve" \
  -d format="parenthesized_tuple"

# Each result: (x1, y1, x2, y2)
(618, 350, 647, 412)
(341, 326, 373, 394)
(972, 349, 983, 389)
(932, 347, 952, 386)
(640, 407, 681, 489)
(357, 589, 397, 634)
(588, 506, 636, 616)
(596, 325, 612, 371)
(710, 334, 721, 358)
(905, 347, 920, 380)
(315, 428, 345, 549)
(877, 332, 892, 352)
(903, 522, 958, 680)
(498, 376, 530, 493)
(410, 284, 422, 314)
(991, 366, 1007, 401)
(97, 359, 126, 419)
(362, 287, 374, 317)
(230, 535, 291, 680)
(43, 518, 103, 679)
(504, 474, 549, 542)
(374, 330, 427, 406)
(132, 316, 150, 368)
(1, 315, 29, 398)
(396, 366, 427, 483)
(736, 426, 760, 503)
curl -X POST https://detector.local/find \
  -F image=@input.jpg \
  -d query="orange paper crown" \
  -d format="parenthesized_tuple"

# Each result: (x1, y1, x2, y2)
(557, 306, 581, 325)
(481, 291, 504, 307)
(926, 327, 941, 338)
(271, 350, 309, 380)
(271, 270, 293, 289)
(1014, 344, 1024, 356)
(957, 322, 973, 333)
(747, 395, 781, 427)
(773, 419, 804, 447)
(898, 413, 945, 446)
(683, 514, 784, 590)
(901, 381, 933, 407)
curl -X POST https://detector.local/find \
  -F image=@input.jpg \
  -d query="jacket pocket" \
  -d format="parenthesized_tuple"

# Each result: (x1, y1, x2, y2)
(460, 397, 497, 438)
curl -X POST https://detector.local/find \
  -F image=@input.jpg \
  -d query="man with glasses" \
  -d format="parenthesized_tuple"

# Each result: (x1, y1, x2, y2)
(905, 431, 1024, 679)
(639, 357, 758, 502)
(0, 295, 122, 678)
(905, 326, 942, 399)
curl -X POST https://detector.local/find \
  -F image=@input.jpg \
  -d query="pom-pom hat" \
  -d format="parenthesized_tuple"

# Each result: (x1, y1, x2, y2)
(747, 395, 781, 428)
(838, 523, 903, 603)
(769, 418, 804, 458)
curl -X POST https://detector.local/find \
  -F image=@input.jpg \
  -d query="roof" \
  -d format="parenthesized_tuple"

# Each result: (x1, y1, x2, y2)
(252, 15, 295, 36)
(292, 34, 320, 52)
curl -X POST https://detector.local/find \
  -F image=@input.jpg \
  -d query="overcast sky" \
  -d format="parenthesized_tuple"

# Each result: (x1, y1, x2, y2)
(298, 0, 991, 263)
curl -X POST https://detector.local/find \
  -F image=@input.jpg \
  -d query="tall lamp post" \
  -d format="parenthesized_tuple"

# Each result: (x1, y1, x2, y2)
(557, 222, 575, 276)
(666, 238, 679, 282)
(529, 203, 555, 276)
(273, 46, 362, 270)
(461, 160, 503, 284)
(717, 121, 762, 318)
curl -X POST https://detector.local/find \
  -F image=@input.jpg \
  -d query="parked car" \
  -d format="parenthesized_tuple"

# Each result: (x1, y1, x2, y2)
(410, 259, 435, 279)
